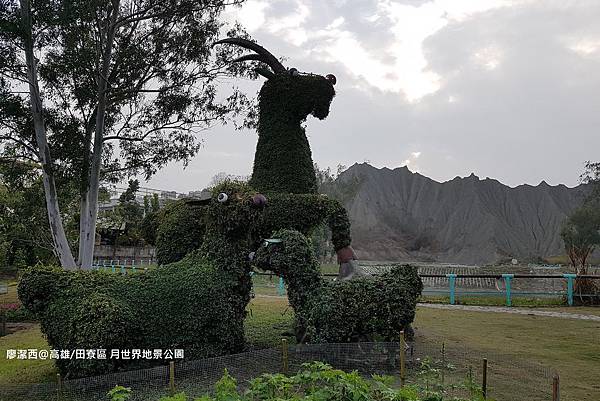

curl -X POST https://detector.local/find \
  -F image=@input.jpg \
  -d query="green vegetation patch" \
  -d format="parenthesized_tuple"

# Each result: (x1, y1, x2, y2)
(17, 256, 247, 379)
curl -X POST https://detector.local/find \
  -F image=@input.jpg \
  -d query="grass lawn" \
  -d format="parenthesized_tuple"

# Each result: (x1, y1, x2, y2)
(420, 294, 566, 307)
(414, 306, 600, 401)
(552, 306, 600, 316)
(0, 324, 57, 385)
(245, 295, 294, 348)
(2, 293, 599, 401)
(0, 281, 19, 305)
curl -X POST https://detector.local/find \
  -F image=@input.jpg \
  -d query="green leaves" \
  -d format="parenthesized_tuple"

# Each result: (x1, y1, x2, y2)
(156, 199, 207, 265)
(115, 362, 491, 401)
(249, 73, 335, 194)
(18, 255, 248, 377)
(107, 385, 132, 401)
(560, 204, 600, 273)
(253, 228, 422, 343)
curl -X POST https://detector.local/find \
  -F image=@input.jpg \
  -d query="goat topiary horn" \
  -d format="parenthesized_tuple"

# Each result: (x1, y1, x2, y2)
(214, 37, 286, 74)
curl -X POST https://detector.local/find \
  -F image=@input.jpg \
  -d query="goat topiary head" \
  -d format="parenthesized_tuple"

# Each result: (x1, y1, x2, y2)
(214, 37, 336, 122)
(188, 181, 267, 239)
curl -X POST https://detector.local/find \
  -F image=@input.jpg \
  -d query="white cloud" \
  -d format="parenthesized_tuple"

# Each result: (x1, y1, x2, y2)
(401, 151, 423, 173)
(234, 1, 269, 32)
(565, 37, 600, 56)
(156, 0, 600, 192)
(327, 16, 345, 30)
(233, 0, 516, 101)
(473, 45, 503, 70)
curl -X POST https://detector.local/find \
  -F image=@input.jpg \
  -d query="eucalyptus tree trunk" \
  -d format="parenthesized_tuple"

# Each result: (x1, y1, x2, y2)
(77, 122, 94, 267)
(78, 0, 121, 269)
(19, 0, 76, 269)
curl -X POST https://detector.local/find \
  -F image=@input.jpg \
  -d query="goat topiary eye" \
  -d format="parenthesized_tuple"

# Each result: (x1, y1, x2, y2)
(326, 74, 337, 85)
(217, 193, 228, 203)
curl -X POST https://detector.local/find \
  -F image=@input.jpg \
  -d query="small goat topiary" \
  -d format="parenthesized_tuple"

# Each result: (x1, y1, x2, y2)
(253, 229, 423, 343)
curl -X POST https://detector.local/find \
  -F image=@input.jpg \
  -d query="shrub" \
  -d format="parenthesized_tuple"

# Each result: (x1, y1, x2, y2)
(249, 73, 335, 195)
(156, 200, 207, 265)
(256, 193, 351, 251)
(0, 303, 37, 322)
(254, 229, 422, 343)
(18, 255, 246, 378)
(306, 265, 422, 343)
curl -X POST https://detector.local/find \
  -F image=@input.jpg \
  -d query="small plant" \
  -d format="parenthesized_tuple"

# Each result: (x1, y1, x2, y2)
(107, 385, 131, 401)
(108, 361, 493, 401)
(159, 393, 188, 401)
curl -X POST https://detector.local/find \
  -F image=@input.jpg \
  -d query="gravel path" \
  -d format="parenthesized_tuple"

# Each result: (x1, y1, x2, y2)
(418, 303, 600, 321)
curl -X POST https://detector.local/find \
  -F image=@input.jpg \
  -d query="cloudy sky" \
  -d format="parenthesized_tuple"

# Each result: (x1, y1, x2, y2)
(146, 0, 600, 193)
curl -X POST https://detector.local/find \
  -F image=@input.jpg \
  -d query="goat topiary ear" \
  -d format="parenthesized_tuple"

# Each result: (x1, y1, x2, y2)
(256, 67, 275, 79)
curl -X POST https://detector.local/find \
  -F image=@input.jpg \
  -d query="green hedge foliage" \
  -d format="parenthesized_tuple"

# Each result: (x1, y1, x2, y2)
(155, 187, 353, 266)
(18, 254, 246, 378)
(19, 182, 267, 378)
(156, 199, 206, 265)
(254, 229, 422, 343)
(249, 74, 335, 194)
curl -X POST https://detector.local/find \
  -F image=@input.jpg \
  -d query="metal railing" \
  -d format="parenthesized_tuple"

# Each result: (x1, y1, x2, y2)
(420, 273, 600, 306)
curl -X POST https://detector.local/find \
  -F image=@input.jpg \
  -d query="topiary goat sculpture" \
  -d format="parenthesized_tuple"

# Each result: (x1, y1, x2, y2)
(215, 37, 337, 195)
(215, 38, 359, 277)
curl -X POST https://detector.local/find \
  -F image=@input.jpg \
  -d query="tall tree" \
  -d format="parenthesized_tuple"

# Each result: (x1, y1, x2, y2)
(0, 0, 253, 268)
(0, 160, 65, 270)
(560, 206, 600, 274)
(581, 160, 600, 206)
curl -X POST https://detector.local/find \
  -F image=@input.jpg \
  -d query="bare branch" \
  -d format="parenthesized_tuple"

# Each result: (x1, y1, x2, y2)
(0, 135, 38, 155)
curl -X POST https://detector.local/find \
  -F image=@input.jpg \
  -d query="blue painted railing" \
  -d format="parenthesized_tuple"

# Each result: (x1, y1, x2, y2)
(422, 273, 600, 306)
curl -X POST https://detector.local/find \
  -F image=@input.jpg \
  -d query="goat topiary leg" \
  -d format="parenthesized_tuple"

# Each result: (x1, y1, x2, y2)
(326, 200, 363, 280)
(253, 229, 323, 342)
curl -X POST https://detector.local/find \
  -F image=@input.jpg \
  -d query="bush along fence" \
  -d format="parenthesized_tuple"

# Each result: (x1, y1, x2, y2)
(2, 333, 560, 401)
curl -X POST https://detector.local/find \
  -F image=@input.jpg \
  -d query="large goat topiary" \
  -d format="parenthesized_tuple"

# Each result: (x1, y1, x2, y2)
(215, 38, 337, 195)
(212, 38, 359, 274)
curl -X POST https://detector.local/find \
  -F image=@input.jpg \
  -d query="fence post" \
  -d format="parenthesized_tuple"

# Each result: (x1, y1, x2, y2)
(57, 373, 62, 400)
(281, 338, 289, 374)
(552, 374, 560, 401)
(563, 274, 576, 306)
(169, 361, 175, 394)
(482, 358, 488, 399)
(441, 342, 446, 385)
(502, 274, 514, 307)
(0, 311, 6, 336)
(446, 274, 457, 305)
(400, 330, 406, 387)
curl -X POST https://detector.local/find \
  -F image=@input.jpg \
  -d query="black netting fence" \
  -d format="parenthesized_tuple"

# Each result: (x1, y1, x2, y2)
(1, 340, 557, 401)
